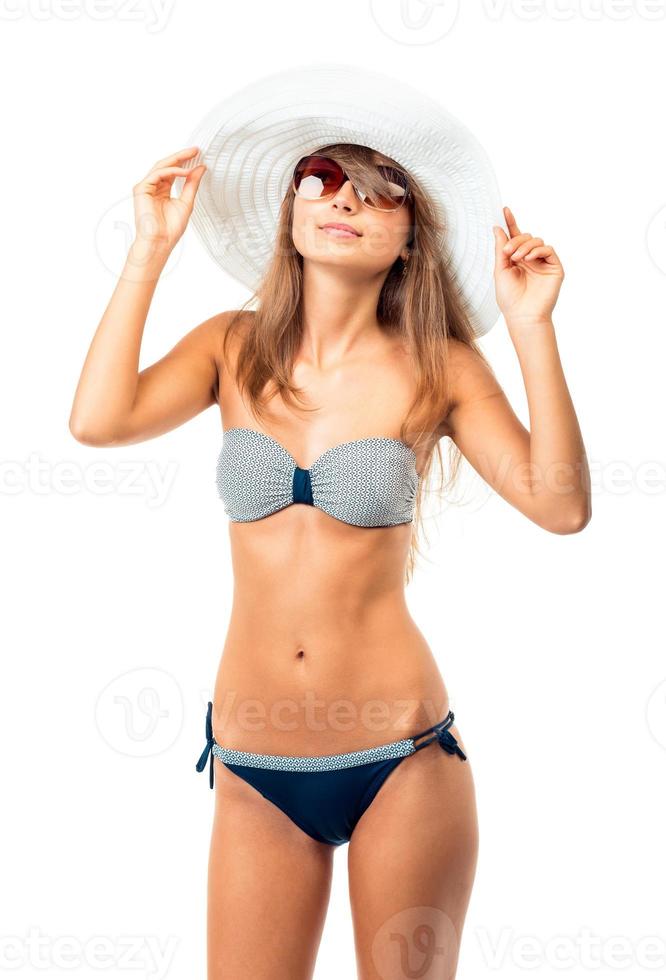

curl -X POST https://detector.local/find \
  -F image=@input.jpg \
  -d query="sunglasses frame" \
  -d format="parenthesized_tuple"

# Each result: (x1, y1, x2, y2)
(291, 154, 411, 213)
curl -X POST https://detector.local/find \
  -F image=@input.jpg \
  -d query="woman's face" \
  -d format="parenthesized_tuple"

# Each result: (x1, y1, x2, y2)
(291, 162, 414, 279)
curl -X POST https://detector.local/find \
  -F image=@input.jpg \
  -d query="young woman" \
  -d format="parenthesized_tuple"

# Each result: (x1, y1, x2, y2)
(70, 71, 590, 980)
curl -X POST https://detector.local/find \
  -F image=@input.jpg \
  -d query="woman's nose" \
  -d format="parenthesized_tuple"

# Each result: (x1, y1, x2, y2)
(330, 178, 358, 210)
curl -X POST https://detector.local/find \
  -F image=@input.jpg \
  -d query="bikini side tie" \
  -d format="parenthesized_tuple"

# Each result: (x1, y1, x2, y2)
(412, 711, 467, 762)
(195, 700, 216, 789)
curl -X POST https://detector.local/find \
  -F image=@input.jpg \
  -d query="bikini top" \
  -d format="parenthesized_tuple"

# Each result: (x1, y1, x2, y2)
(216, 427, 420, 528)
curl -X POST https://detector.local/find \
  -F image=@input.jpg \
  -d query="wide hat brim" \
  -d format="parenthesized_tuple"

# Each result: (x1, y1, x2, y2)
(175, 63, 505, 337)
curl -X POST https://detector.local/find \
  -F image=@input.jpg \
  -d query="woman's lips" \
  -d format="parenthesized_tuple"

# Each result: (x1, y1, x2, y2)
(320, 224, 361, 238)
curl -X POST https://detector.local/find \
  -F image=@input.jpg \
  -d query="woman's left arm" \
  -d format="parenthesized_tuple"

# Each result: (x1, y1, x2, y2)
(445, 205, 591, 534)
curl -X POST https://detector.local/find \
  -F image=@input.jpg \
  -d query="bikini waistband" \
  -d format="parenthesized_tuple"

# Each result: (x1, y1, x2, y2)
(195, 702, 466, 789)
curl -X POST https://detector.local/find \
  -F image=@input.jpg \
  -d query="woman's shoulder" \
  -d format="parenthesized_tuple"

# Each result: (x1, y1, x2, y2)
(206, 308, 255, 386)
(212, 307, 256, 336)
(445, 336, 502, 410)
(211, 307, 255, 350)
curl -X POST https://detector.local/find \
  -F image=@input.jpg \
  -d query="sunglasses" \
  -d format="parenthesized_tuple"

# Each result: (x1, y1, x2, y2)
(292, 154, 411, 213)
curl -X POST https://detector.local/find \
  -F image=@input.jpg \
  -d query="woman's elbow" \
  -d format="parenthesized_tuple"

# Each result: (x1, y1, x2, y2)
(68, 415, 115, 447)
(545, 502, 592, 535)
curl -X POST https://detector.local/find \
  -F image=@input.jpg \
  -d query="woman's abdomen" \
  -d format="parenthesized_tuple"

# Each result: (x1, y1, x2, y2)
(212, 514, 449, 753)
(212, 578, 449, 755)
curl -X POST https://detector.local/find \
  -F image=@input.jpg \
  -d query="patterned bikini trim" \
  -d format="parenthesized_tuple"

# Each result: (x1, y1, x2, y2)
(210, 735, 416, 773)
(196, 701, 465, 787)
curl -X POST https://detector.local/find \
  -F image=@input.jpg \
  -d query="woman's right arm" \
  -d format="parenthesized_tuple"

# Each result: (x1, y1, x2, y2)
(69, 146, 222, 447)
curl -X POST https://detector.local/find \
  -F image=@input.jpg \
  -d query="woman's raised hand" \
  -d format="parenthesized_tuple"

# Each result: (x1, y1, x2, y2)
(132, 146, 206, 252)
(493, 205, 564, 326)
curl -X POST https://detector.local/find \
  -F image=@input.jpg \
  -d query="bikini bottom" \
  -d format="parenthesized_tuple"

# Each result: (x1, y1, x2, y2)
(196, 701, 467, 847)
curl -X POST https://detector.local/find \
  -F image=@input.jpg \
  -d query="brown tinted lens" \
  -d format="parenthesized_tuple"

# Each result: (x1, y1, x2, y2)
(361, 165, 410, 210)
(293, 155, 345, 200)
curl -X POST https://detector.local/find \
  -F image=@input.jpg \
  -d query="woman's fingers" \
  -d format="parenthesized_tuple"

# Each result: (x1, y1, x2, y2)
(504, 205, 521, 238)
(134, 166, 194, 194)
(503, 232, 532, 255)
(506, 236, 544, 262)
(177, 164, 207, 210)
(523, 245, 549, 261)
(496, 208, 556, 268)
(523, 244, 560, 266)
(151, 146, 200, 172)
(493, 224, 511, 272)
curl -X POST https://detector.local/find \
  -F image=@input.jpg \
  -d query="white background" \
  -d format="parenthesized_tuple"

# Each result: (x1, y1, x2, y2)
(2, 1, 665, 978)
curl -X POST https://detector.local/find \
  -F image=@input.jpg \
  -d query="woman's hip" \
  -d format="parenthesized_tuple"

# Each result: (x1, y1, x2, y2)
(210, 637, 451, 757)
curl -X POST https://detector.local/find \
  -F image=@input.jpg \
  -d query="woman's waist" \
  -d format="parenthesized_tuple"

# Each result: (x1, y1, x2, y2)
(227, 528, 411, 604)
(211, 632, 449, 755)
(226, 580, 412, 637)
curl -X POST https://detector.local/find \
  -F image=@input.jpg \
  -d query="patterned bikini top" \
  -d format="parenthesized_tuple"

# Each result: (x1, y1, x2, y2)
(216, 427, 420, 528)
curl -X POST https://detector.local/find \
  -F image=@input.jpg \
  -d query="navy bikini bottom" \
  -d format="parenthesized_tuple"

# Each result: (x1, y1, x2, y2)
(196, 701, 467, 847)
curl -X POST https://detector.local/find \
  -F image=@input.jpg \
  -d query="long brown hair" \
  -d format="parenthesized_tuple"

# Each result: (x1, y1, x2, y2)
(219, 142, 494, 583)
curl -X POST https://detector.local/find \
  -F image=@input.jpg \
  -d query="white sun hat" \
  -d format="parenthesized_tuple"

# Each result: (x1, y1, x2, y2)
(175, 63, 506, 337)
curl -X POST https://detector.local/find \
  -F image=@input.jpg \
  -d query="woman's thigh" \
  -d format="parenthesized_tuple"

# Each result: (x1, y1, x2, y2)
(207, 758, 335, 980)
(347, 724, 479, 980)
